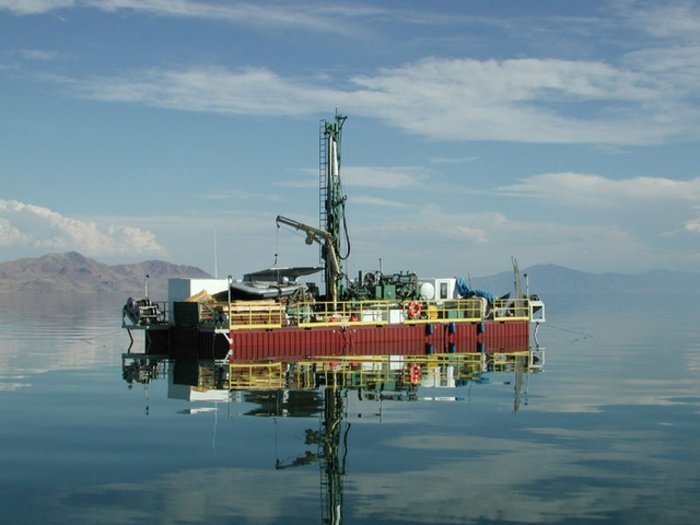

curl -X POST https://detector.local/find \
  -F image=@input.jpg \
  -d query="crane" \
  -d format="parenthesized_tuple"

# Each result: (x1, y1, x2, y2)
(275, 215, 341, 305)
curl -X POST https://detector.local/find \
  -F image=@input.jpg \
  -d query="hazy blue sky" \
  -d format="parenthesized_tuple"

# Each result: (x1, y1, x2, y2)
(1, 0, 699, 278)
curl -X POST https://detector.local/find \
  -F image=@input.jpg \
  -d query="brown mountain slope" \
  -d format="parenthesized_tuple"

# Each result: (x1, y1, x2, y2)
(0, 252, 210, 296)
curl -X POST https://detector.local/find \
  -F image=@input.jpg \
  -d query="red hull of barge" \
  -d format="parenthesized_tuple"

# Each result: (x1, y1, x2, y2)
(146, 320, 530, 361)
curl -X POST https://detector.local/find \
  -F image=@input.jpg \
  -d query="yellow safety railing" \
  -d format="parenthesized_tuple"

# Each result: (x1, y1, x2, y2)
(492, 298, 530, 321)
(294, 300, 393, 327)
(276, 352, 534, 390)
(224, 351, 541, 391)
(289, 359, 393, 389)
(402, 299, 485, 325)
(228, 361, 285, 389)
(489, 351, 532, 372)
(289, 298, 489, 327)
(226, 301, 285, 330)
(224, 297, 532, 330)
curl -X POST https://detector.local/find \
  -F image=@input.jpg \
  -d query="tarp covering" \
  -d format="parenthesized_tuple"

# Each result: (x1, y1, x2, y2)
(244, 266, 323, 282)
(455, 277, 495, 303)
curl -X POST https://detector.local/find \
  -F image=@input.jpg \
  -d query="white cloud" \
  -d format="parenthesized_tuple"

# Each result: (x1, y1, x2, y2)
(351, 195, 407, 208)
(11, 1, 694, 146)
(67, 53, 699, 145)
(18, 49, 61, 61)
(348, 57, 687, 144)
(0, 199, 166, 257)
(685, 219, 700, 233)
(344, 201, 668, 275)
(264, 165, 432, 192)
(343, 166, 431, 188)
(498, 173, 700, 207)
(1, 0, 376, 36)
(490, 173, 700, 268)
(75, 66, 334, 117)
(275, 166, 432, 190)
(0, 0, 74, 15)
(620, 1, 700, 39)
(430, 156, 479, 164)
(0, 217, 23, 246)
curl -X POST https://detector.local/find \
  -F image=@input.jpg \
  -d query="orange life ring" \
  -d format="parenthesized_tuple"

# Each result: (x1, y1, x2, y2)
(409, 364, 422, 385)
(407, 300, 422, 319)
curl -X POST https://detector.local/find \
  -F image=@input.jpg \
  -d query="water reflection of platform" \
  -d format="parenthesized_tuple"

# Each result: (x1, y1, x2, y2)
(121, 348, 545, 525)
(121, 349, 544, 400)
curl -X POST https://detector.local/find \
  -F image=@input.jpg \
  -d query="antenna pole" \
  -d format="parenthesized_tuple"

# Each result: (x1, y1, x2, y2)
(214, 231, 218, 278)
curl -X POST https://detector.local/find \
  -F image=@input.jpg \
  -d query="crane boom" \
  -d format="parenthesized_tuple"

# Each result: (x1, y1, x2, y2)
(276, 215, 341, 303)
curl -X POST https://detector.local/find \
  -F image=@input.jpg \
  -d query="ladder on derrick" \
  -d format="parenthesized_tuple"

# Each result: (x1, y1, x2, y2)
(318, 119, 329, 266)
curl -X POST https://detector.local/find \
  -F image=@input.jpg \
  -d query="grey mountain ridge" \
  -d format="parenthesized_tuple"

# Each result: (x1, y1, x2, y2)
(0, 251, 210, 297)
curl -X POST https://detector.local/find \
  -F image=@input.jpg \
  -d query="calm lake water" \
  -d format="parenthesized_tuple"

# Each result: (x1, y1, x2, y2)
(1, 292, 699, 524)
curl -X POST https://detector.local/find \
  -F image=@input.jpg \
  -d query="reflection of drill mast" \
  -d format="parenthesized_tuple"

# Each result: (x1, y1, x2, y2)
(275, 387, 349, 525)
(318, 388, 347, 525)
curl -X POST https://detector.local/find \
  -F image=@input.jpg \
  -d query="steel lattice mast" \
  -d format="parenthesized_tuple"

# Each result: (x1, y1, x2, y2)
(319, 111, 348, 300)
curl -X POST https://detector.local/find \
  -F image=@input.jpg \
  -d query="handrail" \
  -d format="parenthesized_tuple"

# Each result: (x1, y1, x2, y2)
(492, 297, 530, 321)
(226, 301, 285, 330)
(224, 297, 533, 330)
(228, 361, 285, 389)
(227, 351, 540, 391)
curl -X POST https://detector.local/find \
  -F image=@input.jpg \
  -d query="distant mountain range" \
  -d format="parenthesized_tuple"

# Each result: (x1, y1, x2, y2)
(0, 252, 210, 296)
(0, 252, 698, 297)
(470, 263, 700, 296)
